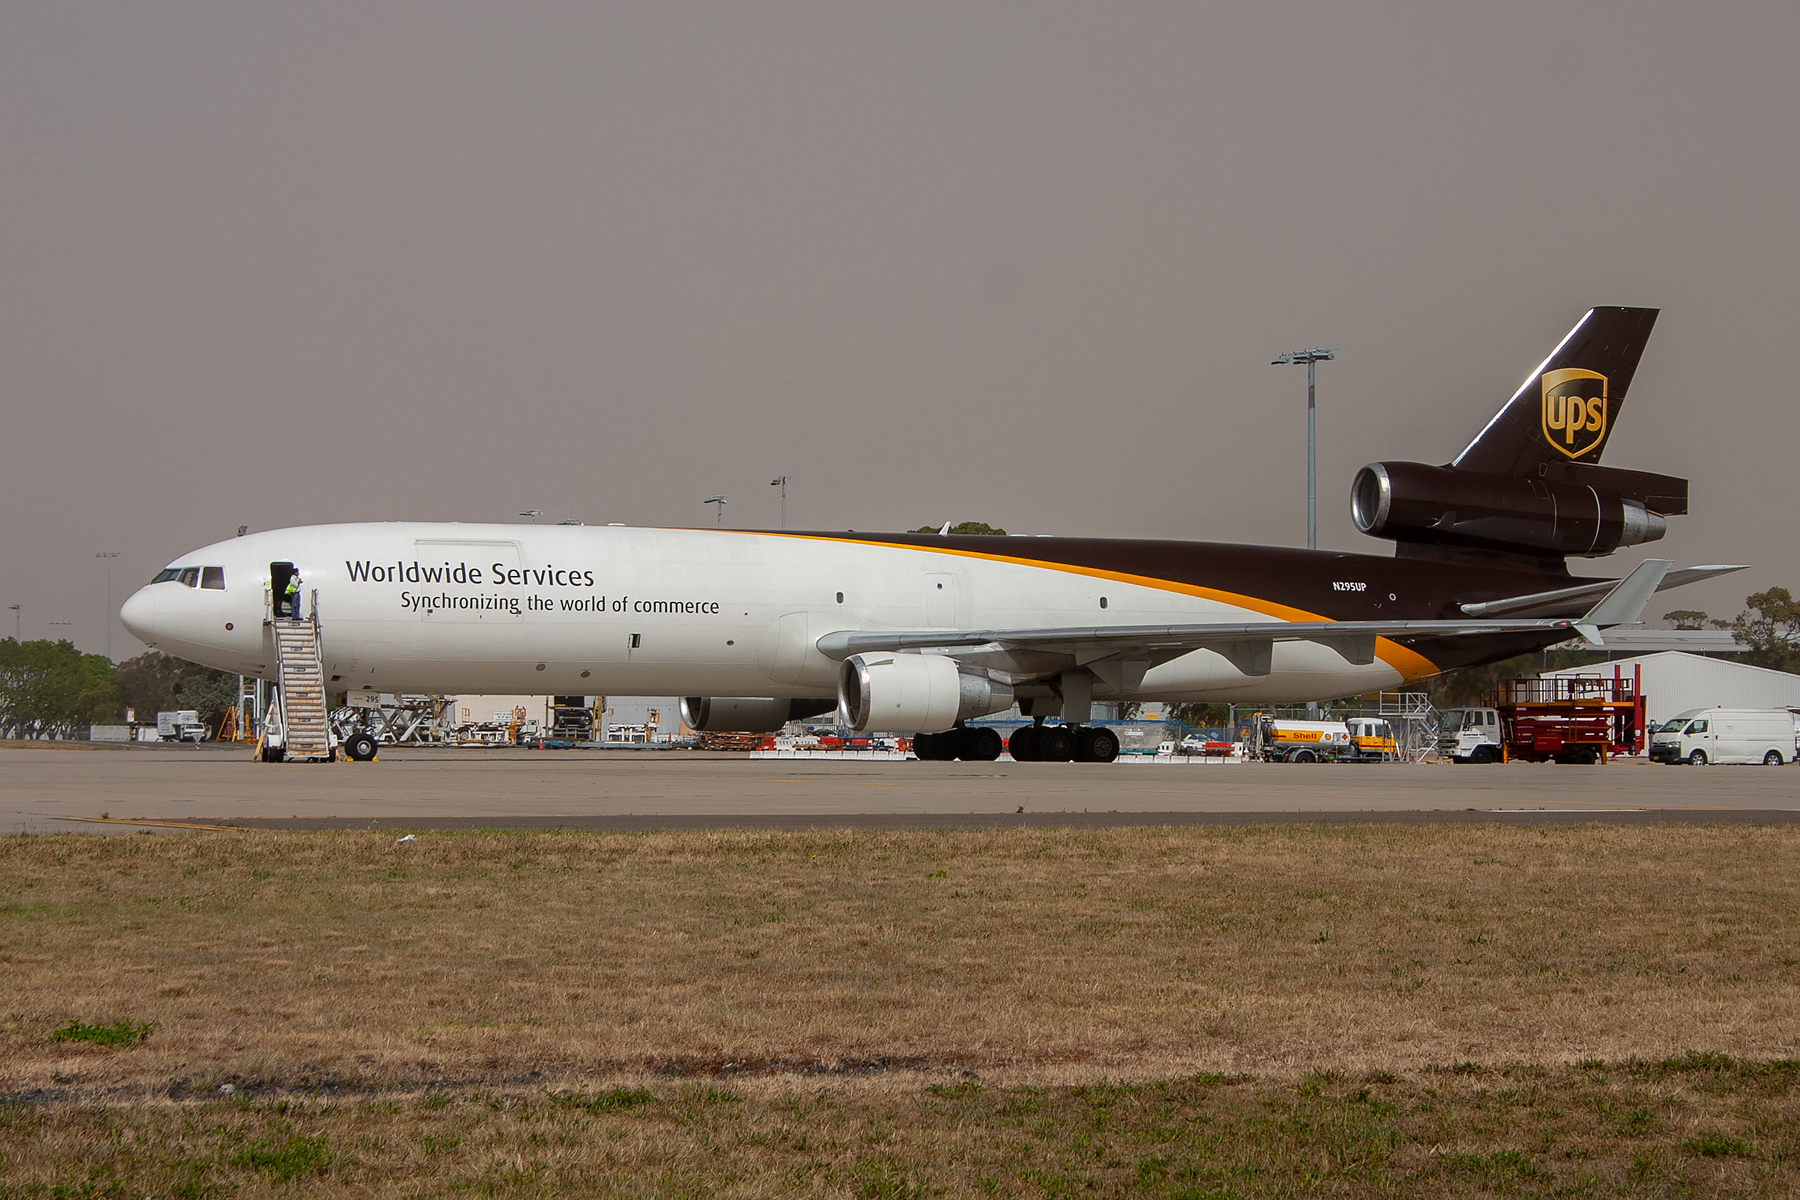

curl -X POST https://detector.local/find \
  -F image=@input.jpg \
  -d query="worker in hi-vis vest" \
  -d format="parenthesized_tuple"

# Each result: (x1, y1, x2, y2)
(284, 569, 302, 619)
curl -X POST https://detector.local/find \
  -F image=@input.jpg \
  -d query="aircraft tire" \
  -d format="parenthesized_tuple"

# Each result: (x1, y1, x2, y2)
(345, 732, 378, 762)
(1039, 726, 1075, 762)
(1008, 726, 1039, 761)
(1078, 727, 1120, 763)
(913, 732, 951, 761)
(963, 727, 1004, 761)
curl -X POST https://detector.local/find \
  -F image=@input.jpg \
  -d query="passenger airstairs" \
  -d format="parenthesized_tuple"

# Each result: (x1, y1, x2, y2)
(268, 594, 333, 762)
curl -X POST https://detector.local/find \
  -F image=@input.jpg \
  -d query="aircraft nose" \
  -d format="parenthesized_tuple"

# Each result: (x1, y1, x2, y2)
(118, 586, 162, 646)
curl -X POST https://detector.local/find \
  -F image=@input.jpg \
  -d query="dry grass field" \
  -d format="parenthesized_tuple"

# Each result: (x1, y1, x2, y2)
(4, 823, 1799, 1195)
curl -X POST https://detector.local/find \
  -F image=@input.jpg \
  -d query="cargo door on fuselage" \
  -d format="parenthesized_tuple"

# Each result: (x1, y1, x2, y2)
(410, 540, 524, 624)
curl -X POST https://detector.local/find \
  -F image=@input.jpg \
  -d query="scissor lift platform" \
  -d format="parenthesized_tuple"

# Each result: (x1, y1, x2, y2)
(1496, 664, 1644, 764)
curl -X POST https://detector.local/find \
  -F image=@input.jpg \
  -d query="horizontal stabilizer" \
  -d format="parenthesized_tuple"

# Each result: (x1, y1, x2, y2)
(1572, 558, 1672, 644)
(1459, 564, 1746, 619)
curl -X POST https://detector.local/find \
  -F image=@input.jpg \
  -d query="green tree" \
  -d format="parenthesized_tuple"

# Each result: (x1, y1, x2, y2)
(1663, 609, 1711, 630)
(177, 671, 240, 729)
(114, 652, 190, 723)
(1425, 653, 1538, 708)
(114, 651, 239, 730)
(0, 639, 122, 739)
(910, 521, 1008, 536)
(1166, 702, 1235, 734)
(1726, 587, 1800, 673)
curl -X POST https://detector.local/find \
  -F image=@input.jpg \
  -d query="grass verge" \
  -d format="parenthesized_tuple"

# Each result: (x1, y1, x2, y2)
(6, 823, 1800, 1098)
(3, 1056, 1796, 1196)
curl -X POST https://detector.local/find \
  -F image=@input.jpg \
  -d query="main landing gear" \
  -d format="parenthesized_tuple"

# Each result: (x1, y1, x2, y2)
(913, 723, 1004, 761)
(1005, 719, 1119, 763)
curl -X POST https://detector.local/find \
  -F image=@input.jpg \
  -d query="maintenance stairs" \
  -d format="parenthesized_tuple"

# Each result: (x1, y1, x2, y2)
(272, 614, 333, 761)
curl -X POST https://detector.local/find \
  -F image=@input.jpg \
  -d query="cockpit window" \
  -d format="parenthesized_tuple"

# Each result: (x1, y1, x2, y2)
(201, 567, 225, 590)
(176, 568, 200, 587)
(152, 568, 182, 584)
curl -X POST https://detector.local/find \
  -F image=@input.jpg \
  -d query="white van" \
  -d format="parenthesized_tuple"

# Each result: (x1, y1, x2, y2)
(1649, 708, 1792, 766)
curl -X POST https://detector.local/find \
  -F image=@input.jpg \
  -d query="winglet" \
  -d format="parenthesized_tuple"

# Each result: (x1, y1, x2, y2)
(1574, 558, 1673, 644)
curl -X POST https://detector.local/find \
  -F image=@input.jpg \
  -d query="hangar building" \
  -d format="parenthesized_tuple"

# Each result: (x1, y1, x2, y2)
(1540, 652, 1800, 729)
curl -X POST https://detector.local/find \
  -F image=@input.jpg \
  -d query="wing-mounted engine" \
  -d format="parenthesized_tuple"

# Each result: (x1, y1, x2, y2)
(680, 696, 837, 733)
(1352, 305, 1687, 564)
(838, 653, 1014, 734)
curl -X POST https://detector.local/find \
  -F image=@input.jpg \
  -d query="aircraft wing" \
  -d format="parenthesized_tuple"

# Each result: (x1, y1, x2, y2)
(817, 616, 1579, 679)
(816, 560, 1675, 681)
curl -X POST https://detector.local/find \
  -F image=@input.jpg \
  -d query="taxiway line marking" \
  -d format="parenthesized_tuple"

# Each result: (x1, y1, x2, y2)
(58, 816, 243, 832)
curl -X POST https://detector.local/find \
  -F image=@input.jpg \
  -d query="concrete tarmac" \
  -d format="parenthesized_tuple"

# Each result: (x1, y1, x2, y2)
(4, 742, 1797, 833)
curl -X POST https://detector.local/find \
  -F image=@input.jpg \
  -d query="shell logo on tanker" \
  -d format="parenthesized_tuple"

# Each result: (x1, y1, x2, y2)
(1540, 368, 1609, 459)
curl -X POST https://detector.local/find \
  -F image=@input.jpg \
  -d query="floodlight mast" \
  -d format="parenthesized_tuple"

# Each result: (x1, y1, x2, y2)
(770, 476, 789, 530)
(1271, 348, 1338, 550)
(519, 509, 544, 524)
(704, 495, 727, 527)
(97, 552, 120, 661)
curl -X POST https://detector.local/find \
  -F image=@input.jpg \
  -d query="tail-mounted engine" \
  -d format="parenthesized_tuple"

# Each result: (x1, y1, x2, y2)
(838, 653, 1014, 734)
(1352, 306, 1689, 563)
(1351, 461, 1684, 561)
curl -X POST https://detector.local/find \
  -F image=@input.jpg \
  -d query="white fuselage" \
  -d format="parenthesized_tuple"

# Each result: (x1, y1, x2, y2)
(120, 523, 1411, 703)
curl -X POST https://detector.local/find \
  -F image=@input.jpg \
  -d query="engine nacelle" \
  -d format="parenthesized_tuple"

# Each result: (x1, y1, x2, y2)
(1351, 461, 1666, 559)
(838, 653, 1015, 733)
(679, 696, 837, 733)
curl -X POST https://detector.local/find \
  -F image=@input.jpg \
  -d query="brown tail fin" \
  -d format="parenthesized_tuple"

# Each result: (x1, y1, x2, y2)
(1452, 306, 1658, 476)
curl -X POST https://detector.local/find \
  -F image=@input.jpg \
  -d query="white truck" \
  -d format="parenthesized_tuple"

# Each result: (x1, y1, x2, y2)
(155, 710, 208, 742)
(1438, 707, 1504, 763)
(1648, 708, 1793, 766)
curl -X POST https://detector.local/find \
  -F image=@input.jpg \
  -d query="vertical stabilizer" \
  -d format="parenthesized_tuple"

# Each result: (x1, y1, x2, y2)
(1453, 307, 1659, 476)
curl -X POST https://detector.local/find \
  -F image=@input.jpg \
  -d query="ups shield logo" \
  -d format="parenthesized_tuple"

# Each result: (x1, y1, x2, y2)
(1541, 368, 1608, 459)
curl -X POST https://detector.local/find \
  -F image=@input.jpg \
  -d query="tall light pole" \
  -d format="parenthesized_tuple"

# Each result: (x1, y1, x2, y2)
(97, 552, 120, 661)
(770, 476, 788, 530)
(7, 605, 18, 642)
(704, 495, 727, 527)
(519, 509, 543, 524)
(1271, 348, 1337, 550)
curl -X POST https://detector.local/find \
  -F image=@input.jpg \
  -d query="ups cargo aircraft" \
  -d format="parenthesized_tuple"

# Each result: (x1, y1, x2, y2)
(121, 306, 1740, 763)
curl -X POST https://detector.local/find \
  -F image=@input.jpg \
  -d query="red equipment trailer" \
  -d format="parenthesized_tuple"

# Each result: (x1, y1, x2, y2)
(1495, 663, 1645, 764)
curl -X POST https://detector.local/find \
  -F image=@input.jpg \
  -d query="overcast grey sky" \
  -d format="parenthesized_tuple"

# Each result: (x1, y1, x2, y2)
(3, 2, 1795, 659)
